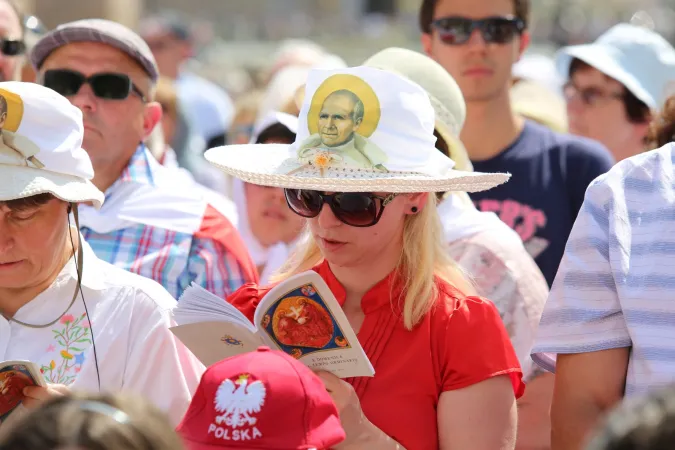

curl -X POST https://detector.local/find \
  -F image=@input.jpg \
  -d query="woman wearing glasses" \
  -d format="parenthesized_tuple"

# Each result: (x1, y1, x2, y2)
(206, 67, 523, 450)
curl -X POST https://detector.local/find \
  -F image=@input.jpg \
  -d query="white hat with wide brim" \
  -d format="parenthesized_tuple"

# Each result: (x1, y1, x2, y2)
(206, 66, 509, 193)
(0, 81, 104, 207)
(556, 23, 675, 110)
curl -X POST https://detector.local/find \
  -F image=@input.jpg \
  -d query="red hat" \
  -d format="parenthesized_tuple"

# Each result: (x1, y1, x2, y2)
(177, 347, 345, 450)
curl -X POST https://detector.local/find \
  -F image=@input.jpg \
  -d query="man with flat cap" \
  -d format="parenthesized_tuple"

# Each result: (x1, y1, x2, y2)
(29, 19, 258, 300)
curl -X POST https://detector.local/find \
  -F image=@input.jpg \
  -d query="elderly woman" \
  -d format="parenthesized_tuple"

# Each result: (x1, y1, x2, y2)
(205, 67, 523, 450)
(0, 81, 203, 426)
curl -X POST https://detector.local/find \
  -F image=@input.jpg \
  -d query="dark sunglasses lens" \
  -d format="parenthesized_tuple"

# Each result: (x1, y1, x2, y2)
(285, 189, 322, 218)
(481, 18, 519, 43)
(436, 18, 472, 44)
(332, 193, 378, 226)
(1, 40, 24, 56)
(90, 74, 132, 100)
(43, 70, 85, 97)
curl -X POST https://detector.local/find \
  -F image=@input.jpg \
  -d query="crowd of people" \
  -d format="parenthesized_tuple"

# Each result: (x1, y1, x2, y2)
(1, 0, 675, 448)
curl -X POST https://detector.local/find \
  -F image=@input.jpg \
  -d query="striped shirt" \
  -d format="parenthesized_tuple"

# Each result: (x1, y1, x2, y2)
(80, 146, 258, 299)
(532, 144, 675, 396)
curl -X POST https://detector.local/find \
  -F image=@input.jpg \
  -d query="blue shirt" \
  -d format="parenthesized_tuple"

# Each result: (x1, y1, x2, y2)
(470, 121, 615, 286)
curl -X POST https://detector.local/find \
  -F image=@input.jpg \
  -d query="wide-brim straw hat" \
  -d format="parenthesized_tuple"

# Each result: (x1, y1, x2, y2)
(205, 66, 509, 193)
(0, 81, 103, 208)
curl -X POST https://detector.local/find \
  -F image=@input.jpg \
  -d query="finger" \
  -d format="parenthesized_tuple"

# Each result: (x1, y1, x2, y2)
(22, 386, 52, 401)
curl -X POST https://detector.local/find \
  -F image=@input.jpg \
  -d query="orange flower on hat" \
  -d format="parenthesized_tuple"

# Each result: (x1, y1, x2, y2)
(313, 151, 332, 169)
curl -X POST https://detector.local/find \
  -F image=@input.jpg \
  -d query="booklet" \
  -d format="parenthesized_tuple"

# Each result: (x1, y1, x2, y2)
(0, 361, 46, 426)
(171, 271, 374, 378)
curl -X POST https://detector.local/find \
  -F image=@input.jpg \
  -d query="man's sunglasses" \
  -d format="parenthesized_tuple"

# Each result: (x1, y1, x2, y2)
(284, 189, 397, 227)
(42, 69, 147, 102)
(431, 16, 525, 45)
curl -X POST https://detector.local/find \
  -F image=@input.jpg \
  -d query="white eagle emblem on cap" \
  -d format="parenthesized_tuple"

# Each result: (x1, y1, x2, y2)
(214, 374, 266, 429)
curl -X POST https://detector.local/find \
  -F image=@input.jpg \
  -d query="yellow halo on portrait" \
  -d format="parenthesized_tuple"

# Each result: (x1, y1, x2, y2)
(0, 88, 24, 132)
(306, 74, 381, 138)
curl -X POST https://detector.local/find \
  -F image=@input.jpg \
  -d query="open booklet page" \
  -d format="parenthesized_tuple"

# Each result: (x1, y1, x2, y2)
(252, 271, 374, 378)
(171, 271, 374, 378)
(0, 361, 46, 428)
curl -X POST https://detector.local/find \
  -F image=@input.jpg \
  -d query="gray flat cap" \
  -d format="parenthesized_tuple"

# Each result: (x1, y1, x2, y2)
(30, 19, 159, 81)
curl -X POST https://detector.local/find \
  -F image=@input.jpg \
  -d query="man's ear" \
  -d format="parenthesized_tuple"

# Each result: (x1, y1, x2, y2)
(142, 102, 162, 140)
(421, 33, 433, 57)
(516, 30, 531, 61)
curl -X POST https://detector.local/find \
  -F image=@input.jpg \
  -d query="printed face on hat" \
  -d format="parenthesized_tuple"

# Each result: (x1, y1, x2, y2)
(421, 0, 529, 103)
(318, 91, 363, 147)
(0, 196, 73, 305)
(0, 1, 23, 83)
(566, 63, 650, 161)
(38, 42, 161, 192)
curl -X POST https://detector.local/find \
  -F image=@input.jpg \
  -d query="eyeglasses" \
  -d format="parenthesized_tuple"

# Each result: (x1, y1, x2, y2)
(284, 189, 397, 227)
(0, 38, 25, 56)
(431, 16, 525, 45)
(42, 69, 147, 102)
(563, 81, 624, 107)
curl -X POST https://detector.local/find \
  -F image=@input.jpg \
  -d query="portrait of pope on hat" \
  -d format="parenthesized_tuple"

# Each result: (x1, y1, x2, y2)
(297, 74, 388, 172)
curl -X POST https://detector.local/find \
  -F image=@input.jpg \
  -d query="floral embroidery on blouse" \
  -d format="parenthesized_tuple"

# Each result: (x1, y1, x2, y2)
(40, 313, 91, 384)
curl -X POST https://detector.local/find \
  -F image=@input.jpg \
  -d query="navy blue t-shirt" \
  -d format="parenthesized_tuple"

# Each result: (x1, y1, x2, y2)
(470, 121, 615, 287)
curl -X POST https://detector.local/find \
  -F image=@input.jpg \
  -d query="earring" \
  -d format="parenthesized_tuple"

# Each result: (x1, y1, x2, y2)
(411, 206, 418, 213)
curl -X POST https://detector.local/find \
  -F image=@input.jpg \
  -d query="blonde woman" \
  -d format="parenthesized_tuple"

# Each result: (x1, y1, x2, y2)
(205, 66, 523, 450)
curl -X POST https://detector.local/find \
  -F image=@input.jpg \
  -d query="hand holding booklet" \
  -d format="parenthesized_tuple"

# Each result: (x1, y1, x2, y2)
(0, 361, 46, 426)
(171, 271, 374, 378)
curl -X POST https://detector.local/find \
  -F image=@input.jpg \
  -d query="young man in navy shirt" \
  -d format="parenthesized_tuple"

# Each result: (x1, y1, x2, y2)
(420, 0, 614, 288)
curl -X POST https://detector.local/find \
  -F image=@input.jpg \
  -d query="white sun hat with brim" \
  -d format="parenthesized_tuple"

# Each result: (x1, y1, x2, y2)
(556, 23, 675, 110)
(0, 81, 104, 208)
(363, 47, 474, 173)
(206, 66, 509, 193)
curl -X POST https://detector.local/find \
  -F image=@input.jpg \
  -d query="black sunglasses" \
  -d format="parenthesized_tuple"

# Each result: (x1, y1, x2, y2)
(0, 38, 24, 56)
(284, 189, 397, 227)
(42, 69, 147, 102)
(431, 15, 525, 45)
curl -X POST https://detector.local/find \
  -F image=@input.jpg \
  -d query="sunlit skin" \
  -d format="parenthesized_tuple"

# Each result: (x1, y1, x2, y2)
(0, 0, 22, 82)
(245, 183, 304, 248)
(141, 29, 191, 80)
(319, 93, 361, 147)
(0, 199, 73, 317)
(38, 42, 161, 192)
(567, 66, 649, 161)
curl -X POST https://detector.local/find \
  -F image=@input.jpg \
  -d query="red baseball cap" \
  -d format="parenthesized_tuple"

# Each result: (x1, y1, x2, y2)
(177, 347, 345, 450)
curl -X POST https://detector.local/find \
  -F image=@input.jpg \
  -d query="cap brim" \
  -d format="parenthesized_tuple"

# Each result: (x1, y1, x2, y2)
(0, 165, 104, 209)
(205, 144, 509, 194)
(556, 44, 655, 109)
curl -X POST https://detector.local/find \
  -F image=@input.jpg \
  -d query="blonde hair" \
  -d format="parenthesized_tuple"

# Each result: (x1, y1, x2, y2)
(274, 194, 474, 330)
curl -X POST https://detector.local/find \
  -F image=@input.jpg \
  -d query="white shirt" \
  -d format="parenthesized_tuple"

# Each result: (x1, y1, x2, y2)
(0, 238, 205, 424)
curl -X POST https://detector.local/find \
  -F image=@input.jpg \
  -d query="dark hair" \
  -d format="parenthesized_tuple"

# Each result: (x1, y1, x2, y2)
(0, 393, 184, 450)
(433, 128, 449, 200)
(0, 193, 57, 211)
(585, 385, 675, 450)
(646, 95, 675, 150)
(569, 59, 651, 124)
(419, 0, 530, 33)
(256, 123, 296, 144)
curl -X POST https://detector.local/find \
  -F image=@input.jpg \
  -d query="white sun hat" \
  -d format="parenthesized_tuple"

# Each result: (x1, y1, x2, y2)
(363, 47, 473, 173)
(556, 23, 675, 110)
(205, 66, 510, 193)
(0, 81, 104, 208)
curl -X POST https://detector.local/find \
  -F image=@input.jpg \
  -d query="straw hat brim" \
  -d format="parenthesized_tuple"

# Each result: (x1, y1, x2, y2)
(205, 144, 510, 193)
(0, 165, 104, 208)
